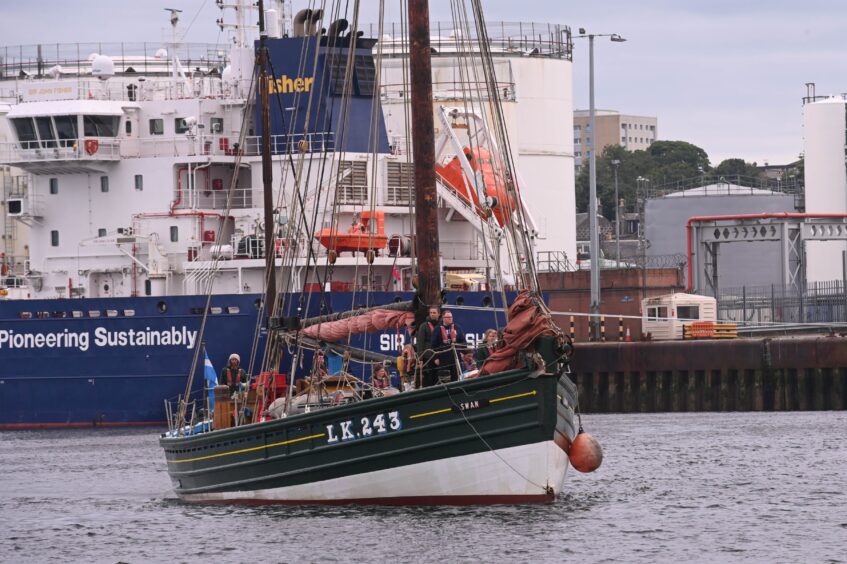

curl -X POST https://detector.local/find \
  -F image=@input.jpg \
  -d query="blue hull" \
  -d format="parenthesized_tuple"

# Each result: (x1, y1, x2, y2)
(0, 292, 508, 428)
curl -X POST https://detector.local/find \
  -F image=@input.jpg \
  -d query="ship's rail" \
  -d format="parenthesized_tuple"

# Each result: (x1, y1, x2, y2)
(362, 21, 572, 60)
(0, 132, 335, 164)
(0, 21, 571, 80)
(0, 42, 228, 79)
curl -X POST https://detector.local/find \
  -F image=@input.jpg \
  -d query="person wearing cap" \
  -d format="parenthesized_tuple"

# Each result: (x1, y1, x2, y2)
(221, 353, 247, 394)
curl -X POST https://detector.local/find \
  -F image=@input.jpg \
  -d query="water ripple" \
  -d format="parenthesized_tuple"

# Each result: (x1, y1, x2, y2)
(1, 414, 846, 562)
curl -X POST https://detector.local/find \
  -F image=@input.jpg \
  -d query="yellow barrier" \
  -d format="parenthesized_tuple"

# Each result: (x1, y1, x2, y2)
(683, 322, 737, 340)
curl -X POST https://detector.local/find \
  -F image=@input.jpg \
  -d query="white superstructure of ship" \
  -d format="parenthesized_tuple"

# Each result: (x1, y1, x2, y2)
(0, 1, 576, 302)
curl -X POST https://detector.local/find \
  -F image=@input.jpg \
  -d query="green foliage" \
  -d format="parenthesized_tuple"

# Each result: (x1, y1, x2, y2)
(714, 158, 761, 178)
(574, 140, 777, 219)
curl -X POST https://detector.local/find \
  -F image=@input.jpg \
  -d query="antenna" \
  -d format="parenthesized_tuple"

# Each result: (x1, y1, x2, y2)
(165, 8, 182, 28)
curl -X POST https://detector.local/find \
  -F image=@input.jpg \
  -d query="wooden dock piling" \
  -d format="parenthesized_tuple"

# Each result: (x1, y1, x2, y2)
(571, 336, 847, 412)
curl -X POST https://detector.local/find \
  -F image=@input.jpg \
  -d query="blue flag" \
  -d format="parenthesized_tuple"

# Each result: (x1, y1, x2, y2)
(204, 351, 217, 411)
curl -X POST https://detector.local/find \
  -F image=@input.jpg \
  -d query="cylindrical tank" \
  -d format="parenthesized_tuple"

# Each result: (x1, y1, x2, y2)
(804, 98, 847, 282)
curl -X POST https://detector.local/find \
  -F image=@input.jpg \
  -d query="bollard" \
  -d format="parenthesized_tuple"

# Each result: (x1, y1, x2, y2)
(569, 316, 575, 341)
(618, 316, 624, 341)
(600, 316, 606, 342)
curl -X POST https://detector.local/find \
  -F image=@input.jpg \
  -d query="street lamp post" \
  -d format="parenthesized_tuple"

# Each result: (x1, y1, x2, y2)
(577, 29, 626, 340)
(612, 159, 621, 266)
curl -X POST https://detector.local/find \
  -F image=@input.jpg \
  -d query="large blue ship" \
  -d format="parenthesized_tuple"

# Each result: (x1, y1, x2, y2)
(0, 291, 509, 428)
(0, 4, 576, 429)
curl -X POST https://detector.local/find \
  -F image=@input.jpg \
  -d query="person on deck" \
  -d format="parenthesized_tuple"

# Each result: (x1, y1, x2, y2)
(460, 350, 477, 376)
(474, 328, 498, 370)
(221, 353, 247, 394)
(415, 306, 441, 388)
(430, 309, 466, 384)
(372, 365, 391, 389)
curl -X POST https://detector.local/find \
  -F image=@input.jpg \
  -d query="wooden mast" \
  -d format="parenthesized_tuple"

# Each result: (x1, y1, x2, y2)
(257, 0, 277, 318)
(407, 0, 440, 309)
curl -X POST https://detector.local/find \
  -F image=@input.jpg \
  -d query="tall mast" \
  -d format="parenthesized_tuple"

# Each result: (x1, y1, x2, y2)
(407, 0, 440, 308)
(257, 0, 277, 318)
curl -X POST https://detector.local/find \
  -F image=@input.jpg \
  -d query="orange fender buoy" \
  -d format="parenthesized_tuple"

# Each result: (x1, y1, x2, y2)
(568, 431, 603, 473)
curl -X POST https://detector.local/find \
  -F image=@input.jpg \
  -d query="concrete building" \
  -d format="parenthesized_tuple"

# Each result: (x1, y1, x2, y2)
(573, 110, 657, 167)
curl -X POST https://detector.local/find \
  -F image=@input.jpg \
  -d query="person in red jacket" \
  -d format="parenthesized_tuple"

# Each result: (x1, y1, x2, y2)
(220, 353, 247, 394)
(430, 310, 466, 385)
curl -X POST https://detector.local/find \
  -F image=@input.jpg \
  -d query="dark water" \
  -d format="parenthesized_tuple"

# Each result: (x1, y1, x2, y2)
(2, 412, 845, 563)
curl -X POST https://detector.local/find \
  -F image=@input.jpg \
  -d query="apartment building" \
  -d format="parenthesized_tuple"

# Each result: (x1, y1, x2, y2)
(573, 110, 657, 167)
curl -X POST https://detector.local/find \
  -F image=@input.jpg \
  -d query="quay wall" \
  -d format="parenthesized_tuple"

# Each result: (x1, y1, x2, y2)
(570, 336, 847, 412)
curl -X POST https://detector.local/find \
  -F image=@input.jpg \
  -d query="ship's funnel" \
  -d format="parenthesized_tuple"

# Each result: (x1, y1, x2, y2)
(293, 9, 311, 37)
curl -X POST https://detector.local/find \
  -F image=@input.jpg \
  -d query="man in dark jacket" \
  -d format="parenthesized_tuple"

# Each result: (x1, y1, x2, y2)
(430, 309, 466, 385)
(414, 306, 440, 388)
(220, 353, 247, 394)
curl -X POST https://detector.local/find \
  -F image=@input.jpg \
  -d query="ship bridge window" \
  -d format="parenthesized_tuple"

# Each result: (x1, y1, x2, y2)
(11, 118, 38, 148)
(36, 117, 57, 148)
(83, 115, 120, 137)
(54, 115, 78, 147)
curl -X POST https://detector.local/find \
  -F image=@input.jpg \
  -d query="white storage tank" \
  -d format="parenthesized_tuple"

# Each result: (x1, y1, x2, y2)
(803, 97, 847, 282)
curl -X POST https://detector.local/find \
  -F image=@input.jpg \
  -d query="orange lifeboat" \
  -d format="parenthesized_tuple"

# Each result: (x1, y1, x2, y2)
(315, 210, 389, 255)
(434, 147, 516, 227)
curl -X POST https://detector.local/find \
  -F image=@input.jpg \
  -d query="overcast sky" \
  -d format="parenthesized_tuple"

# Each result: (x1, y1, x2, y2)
(4, 0, 845, 165)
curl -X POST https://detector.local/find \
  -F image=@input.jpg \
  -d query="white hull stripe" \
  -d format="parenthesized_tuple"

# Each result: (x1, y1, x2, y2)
(181, 440, 569, 503)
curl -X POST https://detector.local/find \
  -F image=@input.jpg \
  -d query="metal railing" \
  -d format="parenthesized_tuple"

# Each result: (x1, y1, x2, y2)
(0, 132, 337, 164)
(648, 174, 803, 198)
(361, 21, 572, 60)
(0, 138, 121, 163)
(717, 280, 847, 325)
(0, 42, 227, 78)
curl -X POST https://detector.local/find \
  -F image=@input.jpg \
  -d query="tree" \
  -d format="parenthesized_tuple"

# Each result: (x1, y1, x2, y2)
(714, 158, 762, 180)
(575, 144, 655, 218)
(647, 141, 710, 187)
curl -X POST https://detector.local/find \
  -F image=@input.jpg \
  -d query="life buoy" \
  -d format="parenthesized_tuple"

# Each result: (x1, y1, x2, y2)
(84, 139, 99, 155)
(0, 288, 8, 297)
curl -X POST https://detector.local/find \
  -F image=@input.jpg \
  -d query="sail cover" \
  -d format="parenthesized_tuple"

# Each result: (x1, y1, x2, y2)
(301, 309, 415, 342)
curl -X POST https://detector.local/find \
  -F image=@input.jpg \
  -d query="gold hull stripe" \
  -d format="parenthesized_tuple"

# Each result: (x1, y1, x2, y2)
(172, 433, 326, 464)
(410, 390, 537, 420)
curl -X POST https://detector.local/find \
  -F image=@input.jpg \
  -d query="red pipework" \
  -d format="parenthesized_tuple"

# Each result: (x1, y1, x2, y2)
(171, 165, 211, 212)
(171, 165, 188, 213)
(686, 212, 847, 291)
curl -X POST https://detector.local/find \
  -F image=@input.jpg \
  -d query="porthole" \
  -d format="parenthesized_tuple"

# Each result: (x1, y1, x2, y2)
(157, 301, 168, 313)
